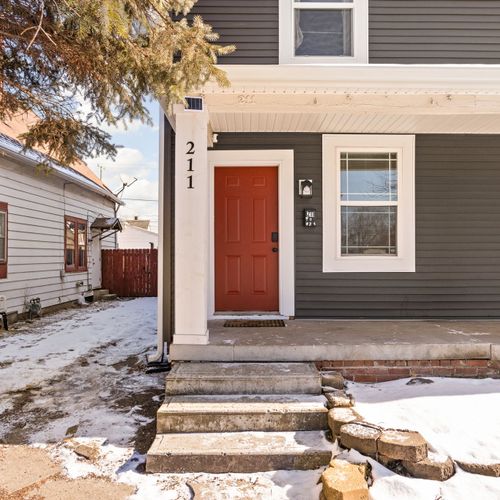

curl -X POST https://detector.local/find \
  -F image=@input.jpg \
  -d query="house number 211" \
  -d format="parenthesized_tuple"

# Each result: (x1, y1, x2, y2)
(186, 141, 195, 189)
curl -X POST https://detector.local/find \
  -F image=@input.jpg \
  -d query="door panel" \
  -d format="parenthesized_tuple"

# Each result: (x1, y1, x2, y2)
(215, 167, 279, 311)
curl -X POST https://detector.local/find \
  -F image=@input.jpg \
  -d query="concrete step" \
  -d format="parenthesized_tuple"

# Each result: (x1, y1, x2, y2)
(146, 431, 332, 473)
(165, 362, 322, 395)
(93, 289, 109, 299)
(101, 293, 117, 301)
(157, 394, 328, 433)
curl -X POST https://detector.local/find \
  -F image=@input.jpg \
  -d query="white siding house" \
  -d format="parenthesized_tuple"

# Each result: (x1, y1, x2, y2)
(0, 119, 121, 317)
(118, 222, 158, 249)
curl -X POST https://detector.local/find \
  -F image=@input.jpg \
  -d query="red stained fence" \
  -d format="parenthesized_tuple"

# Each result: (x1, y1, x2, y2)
(102, 249, 158, 297)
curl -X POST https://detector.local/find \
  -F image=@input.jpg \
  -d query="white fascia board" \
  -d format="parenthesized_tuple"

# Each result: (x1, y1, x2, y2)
(205, 64, 500, 94)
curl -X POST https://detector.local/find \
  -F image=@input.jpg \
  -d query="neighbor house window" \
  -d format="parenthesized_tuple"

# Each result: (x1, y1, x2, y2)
(65, 216, 87, 272)
(280, 0, 368, 64)
(322, 135, 415, 272)
(0, 202, 7, 279)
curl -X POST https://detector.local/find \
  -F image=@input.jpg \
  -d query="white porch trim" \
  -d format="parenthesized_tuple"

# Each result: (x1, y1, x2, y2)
(207, 149, 295, 318)
(205, 64, 500, 94)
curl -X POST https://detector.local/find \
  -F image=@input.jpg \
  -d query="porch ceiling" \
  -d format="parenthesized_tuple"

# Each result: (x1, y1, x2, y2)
(207, 111, 500, 135)
(201, 64, 500, 135)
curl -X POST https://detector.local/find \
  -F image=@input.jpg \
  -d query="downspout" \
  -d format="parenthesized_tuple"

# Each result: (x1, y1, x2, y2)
(86, 211, 91, 293)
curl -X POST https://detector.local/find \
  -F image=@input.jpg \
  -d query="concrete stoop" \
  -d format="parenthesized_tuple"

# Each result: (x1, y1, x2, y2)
(146, 362, 333, 474)
(165, 362, 322, 395)
(157, 394, 328, 433)
(147, 431, 332, 473)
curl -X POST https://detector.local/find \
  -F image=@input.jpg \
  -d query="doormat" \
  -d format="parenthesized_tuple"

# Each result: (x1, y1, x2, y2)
(223, 319, 286, 328)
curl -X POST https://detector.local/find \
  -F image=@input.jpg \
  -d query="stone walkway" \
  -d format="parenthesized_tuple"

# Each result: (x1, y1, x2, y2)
(0, 446, 134, 499)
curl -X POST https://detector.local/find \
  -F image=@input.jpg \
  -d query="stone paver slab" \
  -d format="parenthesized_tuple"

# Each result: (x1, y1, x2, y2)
(378, 430, 428, 462)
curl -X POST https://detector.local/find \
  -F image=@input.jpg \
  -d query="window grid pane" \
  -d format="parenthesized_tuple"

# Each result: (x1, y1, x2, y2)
(340, 151, 398, 257)
(295, 8, 352, 56)
(0, 212, 5, 263)
(77, 223, 86, 268)
(341, 206, 397, 256)
(65, 220, 75, 267)
(340, 152, 398, 202)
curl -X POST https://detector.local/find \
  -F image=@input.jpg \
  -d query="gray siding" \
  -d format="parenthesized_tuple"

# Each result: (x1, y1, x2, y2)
(212, 134, 500, 319)
(163, 117, 175, 345)
(190, 0, 279, 64)
(191, 0, 500, 65)
(370, 0, 500, 64)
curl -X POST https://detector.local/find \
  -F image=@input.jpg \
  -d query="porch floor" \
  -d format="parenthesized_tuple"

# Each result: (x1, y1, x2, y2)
(170, 319, 500, 362)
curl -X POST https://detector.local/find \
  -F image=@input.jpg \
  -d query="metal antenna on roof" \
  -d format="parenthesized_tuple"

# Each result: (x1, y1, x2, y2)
(114, 176, 138, 198)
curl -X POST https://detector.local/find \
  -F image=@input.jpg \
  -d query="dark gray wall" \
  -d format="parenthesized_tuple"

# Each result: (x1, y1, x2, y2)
(370, 0, 500, 64)
(163, 118, 175, 346)
(212, 134, 500, 319)
(190, 0, 279, 64)
(191, 0, 500, 64)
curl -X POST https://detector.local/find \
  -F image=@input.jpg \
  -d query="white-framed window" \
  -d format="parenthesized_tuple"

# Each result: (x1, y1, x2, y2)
(279, 0, 368, 64)
(322, 135, 415, 273)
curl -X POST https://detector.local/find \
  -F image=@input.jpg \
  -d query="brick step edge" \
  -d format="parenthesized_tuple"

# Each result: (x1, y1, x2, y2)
(316, 359, 499, 382)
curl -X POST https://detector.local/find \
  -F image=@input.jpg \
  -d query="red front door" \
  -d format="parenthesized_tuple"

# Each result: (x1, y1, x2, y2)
(215, 167, 279, 312)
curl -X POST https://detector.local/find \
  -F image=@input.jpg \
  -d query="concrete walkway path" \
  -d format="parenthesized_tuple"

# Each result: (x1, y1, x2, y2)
(0, 446, 134, 499)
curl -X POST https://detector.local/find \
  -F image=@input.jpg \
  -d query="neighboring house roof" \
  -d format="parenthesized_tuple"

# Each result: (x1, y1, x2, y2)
(126, 218, 151, 230)
(0, 114, 122, 205)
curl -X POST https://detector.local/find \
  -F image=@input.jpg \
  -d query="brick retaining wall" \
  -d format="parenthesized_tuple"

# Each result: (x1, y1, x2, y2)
(316, 359, 500, 383)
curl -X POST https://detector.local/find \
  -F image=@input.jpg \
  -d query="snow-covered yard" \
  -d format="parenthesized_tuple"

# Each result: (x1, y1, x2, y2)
(346, 378, 500, 500)
(0, 298, 322, 499)
(0, 299, 499, 499)
(0, 297, 161, 447)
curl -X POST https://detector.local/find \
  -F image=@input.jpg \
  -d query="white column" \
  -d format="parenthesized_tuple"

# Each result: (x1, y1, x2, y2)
(173, 105, 209, 345)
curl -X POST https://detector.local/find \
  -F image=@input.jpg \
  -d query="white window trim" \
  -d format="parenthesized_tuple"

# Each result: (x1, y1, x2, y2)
(279, 0, 368, 65)
(322, 134, 415, 273)
(207, 150, 295, 318)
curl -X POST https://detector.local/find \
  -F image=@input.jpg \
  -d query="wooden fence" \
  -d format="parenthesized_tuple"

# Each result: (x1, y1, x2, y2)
(102, 249, 158, 297)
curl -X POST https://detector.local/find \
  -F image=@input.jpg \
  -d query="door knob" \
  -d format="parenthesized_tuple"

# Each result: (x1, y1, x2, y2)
(272, 247, 279, 253)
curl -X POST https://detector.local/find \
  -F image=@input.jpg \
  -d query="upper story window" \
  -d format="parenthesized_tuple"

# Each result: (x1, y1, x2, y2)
(65, 216, 88, 273)
(280, 0, 368, 64)
(0, 202, 7, 279)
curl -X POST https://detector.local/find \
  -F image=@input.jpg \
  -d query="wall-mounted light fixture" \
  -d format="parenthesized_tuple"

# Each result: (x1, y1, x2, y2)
(298, 179, 313, 198)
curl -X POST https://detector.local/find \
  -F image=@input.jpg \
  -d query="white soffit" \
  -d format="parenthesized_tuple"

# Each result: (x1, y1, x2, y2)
(208, 112, 500, 135)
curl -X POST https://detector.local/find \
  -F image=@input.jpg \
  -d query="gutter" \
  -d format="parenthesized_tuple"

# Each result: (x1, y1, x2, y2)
(0, 144, 123, 206)
(204, 64, 500, 94)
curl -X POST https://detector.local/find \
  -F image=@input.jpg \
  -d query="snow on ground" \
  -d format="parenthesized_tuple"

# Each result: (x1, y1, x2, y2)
(0, 298, 324, 499)
(1, 301, 499, 499)
(348, 377, 500, 464)
(338, 448, 500, 500)
(48, 440, 323, 500)
(0, 298, 161, 446)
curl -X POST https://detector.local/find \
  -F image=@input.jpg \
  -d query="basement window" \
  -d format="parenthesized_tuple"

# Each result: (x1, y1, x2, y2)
(0, 202, 7, 279)
(322, 135, 415, 273)
(280, 0, 368, 64)
(65, 216, 88, 272)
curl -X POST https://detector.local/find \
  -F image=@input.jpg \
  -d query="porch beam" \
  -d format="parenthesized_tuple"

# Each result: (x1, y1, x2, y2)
(202, 93, 500, 116)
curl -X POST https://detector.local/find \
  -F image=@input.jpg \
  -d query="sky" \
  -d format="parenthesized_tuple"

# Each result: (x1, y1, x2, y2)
(86, 100, 160, 233)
